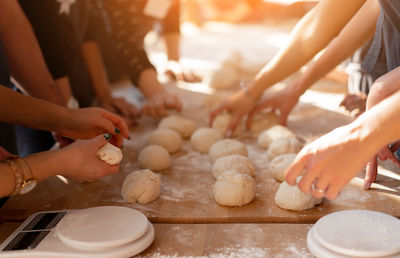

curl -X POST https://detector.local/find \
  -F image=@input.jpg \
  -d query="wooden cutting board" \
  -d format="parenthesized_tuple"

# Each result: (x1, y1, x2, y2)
(1, 83, 399, 223)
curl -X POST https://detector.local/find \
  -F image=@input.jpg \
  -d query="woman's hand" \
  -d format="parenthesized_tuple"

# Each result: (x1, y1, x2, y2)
(246, 86, 301, 128)
(100, 96, 139, 128)
(61, 135, 120, 183)
(141, 91, 182, 118)
(60, 107, 130, 147)
(209, 88, 256, 137)
(285, 124, 377, 200)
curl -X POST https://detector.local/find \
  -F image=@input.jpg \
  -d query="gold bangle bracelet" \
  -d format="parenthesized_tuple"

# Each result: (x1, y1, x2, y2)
(2, 159, 23, 196)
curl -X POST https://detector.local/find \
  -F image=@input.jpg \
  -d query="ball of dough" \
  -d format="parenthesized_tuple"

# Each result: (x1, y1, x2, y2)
(269, 153, 297, 182)
(212, 155, 254, 178)
(148, 128, 182, 154)
(208, 66, 239, 90)
(209, 139, 248, 163)
(138, 145, 171, 171)
(190, 127, 223, 153)
(249, 112, 279, 135)
(96, 143, 123, 165)
(275, 177, 322, 211)
(121, 169, 161, 204)
(214, 170, 256, 207)
(267, 137, 302, 160)
(257, 125, 296, 149)
(211, 113, 243, 137)
(158, 115, 196, 139)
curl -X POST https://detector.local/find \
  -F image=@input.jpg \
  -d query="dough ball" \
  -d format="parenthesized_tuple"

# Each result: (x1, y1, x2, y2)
(148, 128, 182, 154)
(190, 127, 223, 153)
(249, 112, 279, 135)
(275, 177, 322, 211)
(221, 51, 242, 69)
(121, 169, 161, 204)
(257, 125, 296, 149)
(267, 137, 302, 160)
(209, 139, 248, 163)
(208, 66, 239, 90)
(211, 113, 243, 137)
(138, 145, 171, 171)
(212, 155, 254, 178)
(158, 116, 196, 139)
(269, 153, 297, 182)
(96, 143, 123, 165)
(214, 170, 256, 207)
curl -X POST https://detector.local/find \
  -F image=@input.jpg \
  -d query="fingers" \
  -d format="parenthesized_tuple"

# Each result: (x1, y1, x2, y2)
(94, 134, 109, 148)
(285, 151, 312, 185)
(225, 113, 242, 138)
(324, 181, 346, 200)
(364, 156, 377, 190)
(209, 104, 227, 127)
(246, 106, 263, 131)
(100, 109, 130, 139)
(278, 110, 288, 126)
(311, 173, 330, 199)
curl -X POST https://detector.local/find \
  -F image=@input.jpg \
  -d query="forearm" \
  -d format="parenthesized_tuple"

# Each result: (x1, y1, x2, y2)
(0, 86, 70, 133)
(248, 0, 366, 98)
(80, 41, 112, 101)
(0, 0, 65, 106)
(0, 149, 65, 197)
(297, 0, 379, 96)
(138, 68, 165, 98)
(352, 90, 400, 155)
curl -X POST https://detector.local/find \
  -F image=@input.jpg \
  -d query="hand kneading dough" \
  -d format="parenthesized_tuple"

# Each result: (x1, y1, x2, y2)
(96, 143, 123, 165)
(158, 115, 196, 139)
(249, 112, 279, 135)
(208, 139, 248, 163)
(275, 178, 322, 211)
(148, 128, 182, 153)
(212, 155, 254, 178)
(190, 127, 223, 153)
(138, 145, 171, 171)
(269, 153, 297, 182)
(267, 137, 302, 160)
(121, 169, 161, 204)
(214, 170, 256, 206)
(257, 125, 296, 149)
(211, 113, 243, 137)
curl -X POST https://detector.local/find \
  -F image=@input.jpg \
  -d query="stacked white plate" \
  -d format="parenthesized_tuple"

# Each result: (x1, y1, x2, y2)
(307, 210, 400, 258)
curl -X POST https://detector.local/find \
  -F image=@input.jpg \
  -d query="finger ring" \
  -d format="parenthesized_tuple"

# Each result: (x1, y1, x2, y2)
(311, 183, 325, 194)
(314, 188, 325, 194)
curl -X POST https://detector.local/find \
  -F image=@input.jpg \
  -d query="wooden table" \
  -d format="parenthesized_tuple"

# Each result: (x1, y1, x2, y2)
(1, 81, 400, 257)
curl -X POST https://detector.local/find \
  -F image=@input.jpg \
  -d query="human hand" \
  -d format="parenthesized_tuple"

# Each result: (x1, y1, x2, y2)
(209, 88, 256, 137)
(100, 96, 139, 128)
(363, 142, 400, 189)
(60, 107, 130, 147)
(61, 135, 120, 183)
(285, 124, 377, 200)
(340, 93, 367, 116)
(246, 87, 300, 129)
(141, 91, 182, 118)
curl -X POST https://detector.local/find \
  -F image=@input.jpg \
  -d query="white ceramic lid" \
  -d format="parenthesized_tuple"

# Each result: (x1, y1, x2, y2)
(56, 206, 149, 251)
(313, 210, 400, 257)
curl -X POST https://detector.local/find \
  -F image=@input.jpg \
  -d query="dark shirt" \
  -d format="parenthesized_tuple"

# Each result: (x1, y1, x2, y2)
(362, 0, 400, 77)
(99, 0, 180, 86)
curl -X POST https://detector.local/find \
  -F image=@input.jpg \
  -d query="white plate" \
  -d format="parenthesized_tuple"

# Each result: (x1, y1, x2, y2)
(56, 206, 149, 251)
(313, 210, 400, 257)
